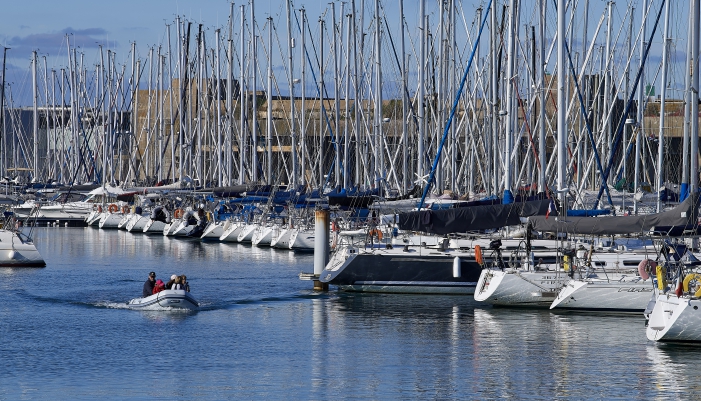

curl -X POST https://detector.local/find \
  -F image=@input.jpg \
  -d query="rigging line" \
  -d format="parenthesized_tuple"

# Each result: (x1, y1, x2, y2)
(418, 0, 492, 210)
(594, 0, 666, 209)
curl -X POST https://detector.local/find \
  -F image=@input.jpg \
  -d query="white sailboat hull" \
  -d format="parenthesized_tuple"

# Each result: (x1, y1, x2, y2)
(550, 278, 653, 312)
(474, 269, 567, 307)
(647, 294, 701, 342)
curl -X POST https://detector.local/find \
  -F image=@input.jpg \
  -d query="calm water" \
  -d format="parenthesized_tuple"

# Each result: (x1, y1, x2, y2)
(2, 228, 701, 400)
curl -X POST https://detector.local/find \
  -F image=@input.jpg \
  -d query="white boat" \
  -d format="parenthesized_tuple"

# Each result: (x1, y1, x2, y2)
(646, 257, 701, 343)
(236, 223, 257, 243)
(289, 228, 315, 251)
(251, 224, 274, 246)
(549, 274, 654, 313)
(270, 227, 293, 249)
(474, 250, 652, 308)
(646, 291, 701, 343)
(219, 221, 244, 242)
(0, 229, 46, 267)
(126, 215, 148, 232)
(127, 289, 199, 310)
(98, 208, 127, 229)
(201, 221, 224, 240)
(142, 206, 171, 234)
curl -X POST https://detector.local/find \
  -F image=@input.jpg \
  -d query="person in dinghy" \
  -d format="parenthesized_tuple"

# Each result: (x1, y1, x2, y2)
(129, 271, 199, 310)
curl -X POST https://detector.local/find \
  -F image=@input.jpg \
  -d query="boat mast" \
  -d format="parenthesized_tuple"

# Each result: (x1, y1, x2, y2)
(300, 7, 307, 187)
(267, 17, 274, 185)
(227, 7, 234, 186)
(32, 50, 38, 182)
(251, 3, 258, 184)
(0, 47, 6, 178)
(681, 4, 692, 201)
(286, 0, 297, 188)
(344, 10, 352, 190)
(538, 0, 546, 194)
(418, 0, 425, 187)
(239, 7, 247, 185)
(399, 0, 407, 192)
(657, 0, 670, 212)
(216, 28, 223, 186)
(557, 0, 567, 207)
(333, 2, 341, 188)
(503, 0, 517, 204)
(374, 0, 382, 190)
(690, 0, 700, 195)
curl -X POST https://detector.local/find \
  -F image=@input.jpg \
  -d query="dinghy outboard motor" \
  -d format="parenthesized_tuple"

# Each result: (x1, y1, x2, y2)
(489, 239, 505, 270)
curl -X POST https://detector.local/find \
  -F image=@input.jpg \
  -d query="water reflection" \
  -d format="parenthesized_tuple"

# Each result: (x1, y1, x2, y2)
(646, 344, 701, 395)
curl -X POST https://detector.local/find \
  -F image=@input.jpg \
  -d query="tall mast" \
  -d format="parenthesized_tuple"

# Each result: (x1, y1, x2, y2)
(503, 0, 517, 204)
(32, 50, 38, 182)
(227, 6, 234, 185)
(216, 28, 223, 186)
(267, 17, 274, 185)
(332, 2, 341, 188)
(0, 47, 7, 178)
(300, 7, 307, 186)
(239, 7, 247, 185)
(399, 0, 407, 192)
(656, 0, 670, 212)
(344, 10, 352, 189)
(374, 0, 382, 190)
(690, 0, 700, 195)
(317, 12, 323, 188)
(418, 0, 425, 186)
(557, 0, 567, 206)
(250, 2, 258, 183)
(538, 0, 546, 193)
(681, 4, 693, 200)
(286, 0, 296, 187)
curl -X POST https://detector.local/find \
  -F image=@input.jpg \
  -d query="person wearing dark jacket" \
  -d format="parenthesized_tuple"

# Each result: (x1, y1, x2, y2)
(143, 272, 156, 297)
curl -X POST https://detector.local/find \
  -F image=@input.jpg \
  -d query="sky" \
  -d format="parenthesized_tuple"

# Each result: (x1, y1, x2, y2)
(0, 0, 684, 106)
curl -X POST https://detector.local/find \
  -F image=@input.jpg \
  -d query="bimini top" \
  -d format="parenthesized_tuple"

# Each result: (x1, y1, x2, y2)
(397, 199, 552, 235)
(528, 193, 700, 236)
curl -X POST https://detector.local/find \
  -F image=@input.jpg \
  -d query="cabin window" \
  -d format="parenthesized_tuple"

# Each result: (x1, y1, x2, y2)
(623, 260, 642, 267)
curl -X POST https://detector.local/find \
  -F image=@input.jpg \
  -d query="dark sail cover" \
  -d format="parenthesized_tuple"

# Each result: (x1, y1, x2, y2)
(397, 199, 552, 234)
(528, 193, 700, 235)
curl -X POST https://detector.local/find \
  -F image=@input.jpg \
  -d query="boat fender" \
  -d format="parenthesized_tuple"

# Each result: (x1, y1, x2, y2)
(174, 208, 184, 219)
(475, 245, 484, 266)
(453, 257, 461, 278)
(108, 204, 118, 213)
(368, 229, 383, 241)
(638, 259, 656, 280)
(8, 250, 15, 259)
(656, 265, 667, 292)
(683, 273, 701, 294)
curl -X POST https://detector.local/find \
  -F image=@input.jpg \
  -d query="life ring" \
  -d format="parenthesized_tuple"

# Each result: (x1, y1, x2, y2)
(368, 229, 383, 241)
(174, 208, 184, 219)
(121, 205, 129, 214)
(474, 245, 484, 266)
(638, 259, 656, 280)
(108, 204, 118, 213)
(656, 265, 667, 291)
(683, 273, 701, 293)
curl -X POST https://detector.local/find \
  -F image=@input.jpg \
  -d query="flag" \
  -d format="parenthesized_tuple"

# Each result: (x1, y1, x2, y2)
(546, 198, 555, 219)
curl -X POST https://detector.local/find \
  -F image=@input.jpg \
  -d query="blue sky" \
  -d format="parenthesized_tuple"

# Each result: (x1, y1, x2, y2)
(0, 0, 683, 105)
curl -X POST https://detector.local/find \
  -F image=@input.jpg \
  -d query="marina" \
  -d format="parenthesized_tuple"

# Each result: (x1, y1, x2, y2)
(1, 227, 701, 399)
(6, 0, 701, 397)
